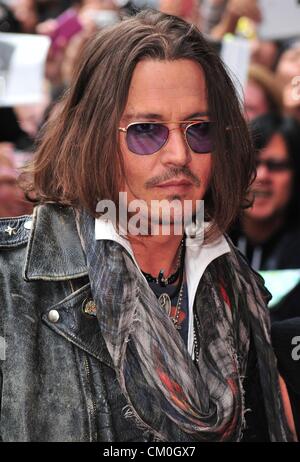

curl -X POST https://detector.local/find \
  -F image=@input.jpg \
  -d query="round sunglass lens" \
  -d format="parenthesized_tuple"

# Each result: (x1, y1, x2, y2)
(186, 122, 212, 153)
(126, 123, 168, 155)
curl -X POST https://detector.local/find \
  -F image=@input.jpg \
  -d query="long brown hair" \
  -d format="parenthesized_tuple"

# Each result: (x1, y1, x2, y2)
(30, 9, 255, 237)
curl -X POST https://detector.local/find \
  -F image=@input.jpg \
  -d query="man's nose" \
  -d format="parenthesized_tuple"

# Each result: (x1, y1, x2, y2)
(160, 127, 192, 166)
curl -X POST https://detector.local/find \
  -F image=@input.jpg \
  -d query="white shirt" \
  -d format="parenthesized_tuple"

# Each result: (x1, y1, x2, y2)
(95, 217, 230, 356)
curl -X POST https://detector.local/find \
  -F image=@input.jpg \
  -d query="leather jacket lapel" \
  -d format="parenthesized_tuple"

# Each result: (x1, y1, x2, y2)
(24, 204, 88, 281)
(43, 281, 114, 369)
(22, 204, 113, 368)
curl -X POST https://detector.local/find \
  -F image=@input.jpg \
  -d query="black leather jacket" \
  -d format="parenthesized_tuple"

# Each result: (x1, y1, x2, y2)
(0, 204, 154, 442)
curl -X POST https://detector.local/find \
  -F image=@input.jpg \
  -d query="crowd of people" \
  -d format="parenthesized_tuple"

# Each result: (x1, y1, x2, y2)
(1, 1, 300, 218)
(0, 0, 300, 442)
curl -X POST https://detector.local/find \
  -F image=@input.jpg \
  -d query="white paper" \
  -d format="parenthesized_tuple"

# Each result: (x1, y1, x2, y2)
(221, 36, 251, 102)
(257, 0, 300, 40)
(0, 33, 50, 107)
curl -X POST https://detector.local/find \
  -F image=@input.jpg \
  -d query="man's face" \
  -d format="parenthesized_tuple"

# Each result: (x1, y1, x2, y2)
(246, 133, 293, 222)
(119, 59, 212, 225)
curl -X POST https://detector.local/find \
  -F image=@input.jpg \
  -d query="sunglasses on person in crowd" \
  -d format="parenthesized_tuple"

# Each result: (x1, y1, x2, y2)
(256, 159, 292, 172)
(118, 121, 213, 155)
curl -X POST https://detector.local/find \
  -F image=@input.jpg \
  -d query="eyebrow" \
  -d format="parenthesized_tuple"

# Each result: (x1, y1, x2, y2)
(123, 111, 210, 122)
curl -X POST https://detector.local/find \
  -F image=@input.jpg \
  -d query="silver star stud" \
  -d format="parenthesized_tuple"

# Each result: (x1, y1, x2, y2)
(5, 226, 17, 236)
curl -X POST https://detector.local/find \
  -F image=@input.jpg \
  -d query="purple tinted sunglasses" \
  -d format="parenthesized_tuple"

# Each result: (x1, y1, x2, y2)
(118, 121, 213, 155)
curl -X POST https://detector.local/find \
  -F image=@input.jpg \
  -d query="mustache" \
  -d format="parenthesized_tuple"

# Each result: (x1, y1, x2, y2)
(145, 167, 201, 188)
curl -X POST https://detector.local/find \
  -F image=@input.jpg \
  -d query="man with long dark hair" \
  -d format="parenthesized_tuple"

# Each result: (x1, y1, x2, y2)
(0, 10, 296, 442)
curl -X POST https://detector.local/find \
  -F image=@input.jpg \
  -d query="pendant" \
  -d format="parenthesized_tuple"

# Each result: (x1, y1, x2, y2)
(158, 293, 172, 316)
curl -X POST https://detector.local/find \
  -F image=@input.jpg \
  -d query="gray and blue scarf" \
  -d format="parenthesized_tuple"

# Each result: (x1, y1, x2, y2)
(77, 210, 293, 442)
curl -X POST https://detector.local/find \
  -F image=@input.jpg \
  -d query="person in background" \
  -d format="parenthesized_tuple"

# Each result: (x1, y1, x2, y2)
(201, 0, 281, 72)
(0, 143, 33, 217)
(40, 0, 120, 96)
(201, 0, 261, 39)
(276, 40, 300, 123)
(250, 39, 280, 71)
(159, 0, 201, 25)
(0, 107, 35, 151)
(0, 1, 51, 154)
(230, 113, 300, 271)
(9, 0, 39, 33)
(35, 0, 77, 22)
(244, 64, 282, 121)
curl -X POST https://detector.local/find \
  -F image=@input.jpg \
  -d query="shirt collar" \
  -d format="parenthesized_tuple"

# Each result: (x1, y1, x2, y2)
(95, 215, 230, 264)
(95, 215, 231, 356)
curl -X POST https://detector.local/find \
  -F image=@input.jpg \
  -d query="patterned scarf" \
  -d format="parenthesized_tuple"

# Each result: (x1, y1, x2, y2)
(77, 210, 293, 442)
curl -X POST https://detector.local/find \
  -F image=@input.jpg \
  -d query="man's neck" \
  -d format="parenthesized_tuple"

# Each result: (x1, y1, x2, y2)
(128, 232, 184, 279)
(242, 214, 285, 245)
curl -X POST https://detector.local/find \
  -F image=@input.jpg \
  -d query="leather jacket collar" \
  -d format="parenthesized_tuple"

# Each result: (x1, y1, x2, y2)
(23, 204, 88, 281)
